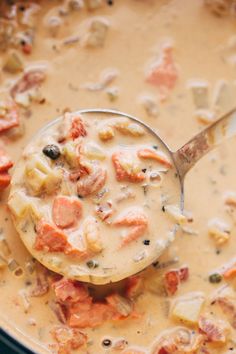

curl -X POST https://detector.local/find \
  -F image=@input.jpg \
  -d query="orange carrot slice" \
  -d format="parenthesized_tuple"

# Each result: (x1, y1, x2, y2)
(224, 266, 236, 279)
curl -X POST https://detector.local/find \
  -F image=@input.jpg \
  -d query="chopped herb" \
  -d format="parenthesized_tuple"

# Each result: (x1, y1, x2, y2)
(153, 145, 158, 150)
(143, 239, 150, 245)
(42, 144, 61, 160)
(209, 273, 222, 284)
(102, 338, 112, 347)
(87, 260, 99, 269)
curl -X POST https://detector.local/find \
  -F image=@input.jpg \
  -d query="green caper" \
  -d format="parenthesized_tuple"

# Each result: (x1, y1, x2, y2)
(86, 260, 99, 269)
(209, 273, 222, 284)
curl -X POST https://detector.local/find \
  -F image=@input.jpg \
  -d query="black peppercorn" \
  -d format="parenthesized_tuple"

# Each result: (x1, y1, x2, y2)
(102, 338, 112, 347)
(43, 144, 61, 160)
(143, 239, 150, 245)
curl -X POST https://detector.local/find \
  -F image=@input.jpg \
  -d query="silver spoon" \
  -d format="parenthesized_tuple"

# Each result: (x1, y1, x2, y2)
(9, 107, 236, 284)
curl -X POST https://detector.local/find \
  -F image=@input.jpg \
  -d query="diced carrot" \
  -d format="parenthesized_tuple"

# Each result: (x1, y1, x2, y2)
(223, 266, 236, 279)
(53, 278, 89, 303)
(22, 43, 32, 55)
(0, 172, 11, 190)
(112, 152, 145, 183)
(164, 270, 180, 296)
(0, 103, 19, 133)
(146, 46, 178, 99)
(34, 220, 70, 253)
(70, 116, 87, 140)
(137, 148, 172, 168)
(52, 196, 83, 229)
(163, 266, 189, 296)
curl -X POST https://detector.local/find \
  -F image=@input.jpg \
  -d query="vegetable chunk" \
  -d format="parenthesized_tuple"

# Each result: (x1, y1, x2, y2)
(34, 220, 70, 253)
(52, 196, 83, 229)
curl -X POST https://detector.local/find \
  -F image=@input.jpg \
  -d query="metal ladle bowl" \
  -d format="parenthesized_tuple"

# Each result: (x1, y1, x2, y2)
(10, 107, 236, 284)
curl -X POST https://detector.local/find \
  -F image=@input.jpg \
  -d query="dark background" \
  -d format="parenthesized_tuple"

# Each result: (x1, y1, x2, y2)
(0, 329, 34, 354)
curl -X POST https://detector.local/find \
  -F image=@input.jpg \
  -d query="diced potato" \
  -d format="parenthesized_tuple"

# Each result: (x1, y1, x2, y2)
(26, 168, 47, 194)
(98, 125, 114, 141)
(8, 191, 31, 218)
(62, 141, 78, 168)
(14, 92, 30, 108)
(208, 218, 231, 245)
(44, 170, 62, 194)
(25, 155, 61, 195)
(213, 80, 233, 112)
(26, 154, 52, 175)
(8, 191, 41, 220)
(164, 204, 187, 225)
(190, 81, 209, 109)
(83, 142, 106, 160)
(172, 294, 205, 325)
(85, 19, 108, 48)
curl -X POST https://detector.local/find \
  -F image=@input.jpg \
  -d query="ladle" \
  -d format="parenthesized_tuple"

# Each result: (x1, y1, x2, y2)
(9, 107, 236, 284)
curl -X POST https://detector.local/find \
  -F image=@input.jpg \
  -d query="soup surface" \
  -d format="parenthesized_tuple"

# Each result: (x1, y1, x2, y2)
(9, 110, 180, 284)
(1, 0, 236, 353)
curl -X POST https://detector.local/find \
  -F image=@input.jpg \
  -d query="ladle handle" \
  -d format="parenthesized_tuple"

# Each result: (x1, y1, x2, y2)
(173, 107, 236, 179)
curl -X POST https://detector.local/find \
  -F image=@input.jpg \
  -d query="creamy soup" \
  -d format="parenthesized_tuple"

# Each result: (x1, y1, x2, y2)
(1, 0, 236, 353)
(9, 111, 181, 284)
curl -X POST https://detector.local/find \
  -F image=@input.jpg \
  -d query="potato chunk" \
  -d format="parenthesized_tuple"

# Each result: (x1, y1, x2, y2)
(25, 154, 61, 195)
(172, 293, 205, 325)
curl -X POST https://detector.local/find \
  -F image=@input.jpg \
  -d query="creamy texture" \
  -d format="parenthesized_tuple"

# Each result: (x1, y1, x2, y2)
(1, 0, 236, 353)
(9, 111, 180, 284)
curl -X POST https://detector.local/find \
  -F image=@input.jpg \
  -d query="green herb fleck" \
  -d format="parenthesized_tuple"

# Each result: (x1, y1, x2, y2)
(209, 273, 222, 284)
